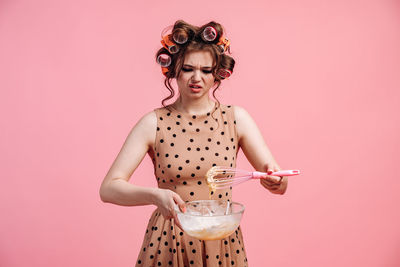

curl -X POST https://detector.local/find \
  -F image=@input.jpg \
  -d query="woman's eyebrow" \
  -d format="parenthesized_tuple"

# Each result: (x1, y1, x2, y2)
(183, 64, 212, 69)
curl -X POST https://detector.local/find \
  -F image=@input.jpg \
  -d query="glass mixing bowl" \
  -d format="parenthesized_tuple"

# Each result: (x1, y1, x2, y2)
(175, 200, 245, 240)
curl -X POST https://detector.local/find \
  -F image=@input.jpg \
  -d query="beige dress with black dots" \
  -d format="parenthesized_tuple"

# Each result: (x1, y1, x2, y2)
(136, 103, 248, 267)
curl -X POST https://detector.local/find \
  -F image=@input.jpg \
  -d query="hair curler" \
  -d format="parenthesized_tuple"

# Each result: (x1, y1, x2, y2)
(201, 26, 217, 42)
(156, 53, 172, 67)
(161, 35, 179, 54)
(172, 29, 188, 44)
(217, 68, 232, 79)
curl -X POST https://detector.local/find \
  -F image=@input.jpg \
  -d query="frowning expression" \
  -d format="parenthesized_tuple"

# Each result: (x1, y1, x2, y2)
(176, 50, 216, 97)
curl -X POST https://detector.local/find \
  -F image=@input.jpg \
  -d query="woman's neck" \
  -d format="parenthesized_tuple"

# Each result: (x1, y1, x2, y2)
(172, 96, 216, 115)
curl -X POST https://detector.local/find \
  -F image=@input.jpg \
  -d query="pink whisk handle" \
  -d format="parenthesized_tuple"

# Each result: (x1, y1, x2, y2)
(252, 170, 300, 179)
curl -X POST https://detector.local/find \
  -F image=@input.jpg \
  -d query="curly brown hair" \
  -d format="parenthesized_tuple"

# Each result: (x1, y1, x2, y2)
(155, 20, 235, 112)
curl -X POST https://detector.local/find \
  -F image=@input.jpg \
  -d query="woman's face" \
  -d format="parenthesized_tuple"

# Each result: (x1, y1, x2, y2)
(176, 50, 216, 99)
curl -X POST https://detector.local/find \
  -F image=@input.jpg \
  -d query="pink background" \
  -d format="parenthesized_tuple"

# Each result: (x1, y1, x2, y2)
(1, 0, 399, 266)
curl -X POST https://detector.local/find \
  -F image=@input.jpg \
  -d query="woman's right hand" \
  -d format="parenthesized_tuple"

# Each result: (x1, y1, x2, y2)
(153, 188, 186, 230)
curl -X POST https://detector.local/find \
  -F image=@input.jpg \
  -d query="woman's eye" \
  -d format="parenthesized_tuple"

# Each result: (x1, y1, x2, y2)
(182, 68, 212, 74)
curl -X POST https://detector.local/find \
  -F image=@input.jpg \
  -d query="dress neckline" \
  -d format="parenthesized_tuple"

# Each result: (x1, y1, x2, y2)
(169, 102, 220, 119)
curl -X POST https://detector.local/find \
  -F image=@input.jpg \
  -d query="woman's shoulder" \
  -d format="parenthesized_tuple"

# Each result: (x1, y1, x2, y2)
(230, 104, 250, 121)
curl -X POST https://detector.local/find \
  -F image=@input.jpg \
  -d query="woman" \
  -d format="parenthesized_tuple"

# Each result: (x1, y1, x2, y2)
(99, 20, 288, 266)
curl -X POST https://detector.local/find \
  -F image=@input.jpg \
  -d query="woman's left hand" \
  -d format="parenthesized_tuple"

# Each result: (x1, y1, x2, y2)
(260, 162, 287, 194)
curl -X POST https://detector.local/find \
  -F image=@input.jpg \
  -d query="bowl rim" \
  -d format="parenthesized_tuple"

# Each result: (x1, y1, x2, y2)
(175, 200, 245, 217)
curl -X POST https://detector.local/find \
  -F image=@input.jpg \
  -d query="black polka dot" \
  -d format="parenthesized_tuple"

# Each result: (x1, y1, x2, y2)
(196, 147, 200, 151)
(157, 127, 160, 131)
(215, 153, 219, 156)
(204, 120, 208, 124)
(138, 260, 142, 264)
(221, 131, 225, 135)
(160, 139, 164, 143)
(158, 262, 161, 266)
(167, 164, 171, 168)
(217, 141, 220, 145)
(187, 147, 191, 151)
(216, 255, 219, 259)
(183, 181, 187, 185)
(200, 157, 204, 161)
(165, 153, 169, 157)
(198, 181, 202, 185)
(196, 128, 200, 132)
(175, 154, 179, 158)
(180, 232, 183, 236)
(176, 121, 180, 125)
(189, 241, 193, 245)
(224, 240, 228, 245)
(189, 122, 193, 125)
(236, 250, 240, 254)
(165, 241, 168, 246)
(173, 134, 176, 137)
(219, 194, 222, 198)
(168, 261, 172, 265)
(191, 173, 195, 177)
(182, 129, 186, 132)
(192, 115, 196, 119)
(190, 260, 194, 265)
(205, 147, 209, 150)
(192, 249, 196, 253)
(186, 160, 190, 163)
(178, 166, 182, 170)
(225, 253, 229, 257)
(160, 117, 163, 120)
(190, 138, 194, 142)
(150, 255, 154, 259)
(210, 127, 214, 130)
(190, 192, 194, 196)
(224, 121, 227, 125)
(177, 115, 181, 118)
(170, 143, 174, 146)
(167, 112, 171, 116)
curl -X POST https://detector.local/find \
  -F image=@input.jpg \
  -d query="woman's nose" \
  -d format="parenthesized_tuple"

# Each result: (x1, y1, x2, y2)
(191, 70, 201, 81)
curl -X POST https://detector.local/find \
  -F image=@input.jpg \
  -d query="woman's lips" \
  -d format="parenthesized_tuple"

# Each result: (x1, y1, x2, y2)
(189, 84, 202, 93)
(191, 87, 202, 93)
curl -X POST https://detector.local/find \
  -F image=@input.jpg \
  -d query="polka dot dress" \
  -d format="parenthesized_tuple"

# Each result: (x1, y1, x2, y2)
(136, 103, 248, 266)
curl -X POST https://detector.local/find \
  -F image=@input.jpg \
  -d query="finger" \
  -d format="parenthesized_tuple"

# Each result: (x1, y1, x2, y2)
(172, 211, 184, 231)
(172, 193, 186, 213)
(265, 175, 281, 183)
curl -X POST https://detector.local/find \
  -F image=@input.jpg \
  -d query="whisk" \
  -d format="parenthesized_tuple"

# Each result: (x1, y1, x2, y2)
(206, 166, 300, 190)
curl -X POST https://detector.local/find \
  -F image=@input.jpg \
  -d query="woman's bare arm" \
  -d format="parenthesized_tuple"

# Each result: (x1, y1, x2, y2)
(234, 105, 288, 194)
(99, 110, 186, 226)
(99, 110, 160, 206)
